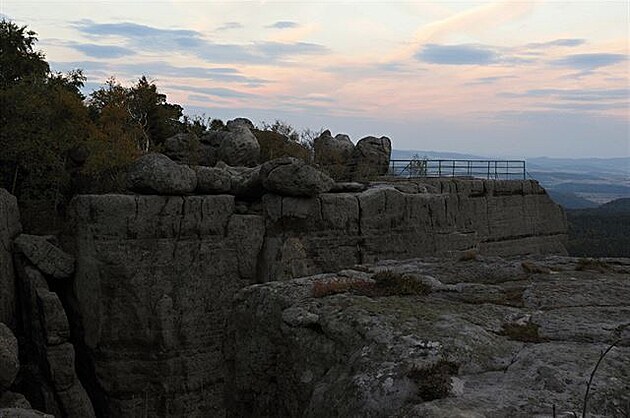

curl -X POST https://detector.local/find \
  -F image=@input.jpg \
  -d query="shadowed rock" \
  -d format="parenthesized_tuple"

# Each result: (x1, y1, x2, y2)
(261, 157, 334, 197)
(0, 323, 18, 391)
(127, 153, 197, 195)
(13, 235, 74, 279)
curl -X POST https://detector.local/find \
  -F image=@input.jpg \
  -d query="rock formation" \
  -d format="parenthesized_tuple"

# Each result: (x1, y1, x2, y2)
(58, 172, 566, 417)
(1, 188, 21, 328)
(225, 256, 630, 417)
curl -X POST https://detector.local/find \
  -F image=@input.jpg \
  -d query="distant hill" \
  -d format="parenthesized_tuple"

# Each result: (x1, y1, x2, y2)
(547, 190, 598, 209)
(599, 197, 630, 213)
(565, 197, 630, 257)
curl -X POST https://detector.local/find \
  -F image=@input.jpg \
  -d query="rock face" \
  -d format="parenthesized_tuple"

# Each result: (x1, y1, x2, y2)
(313, 130, 355, 180)
(127, 153, 197, 195)
(352, 136, 392, 179)
(194, 166, 232, 194)
(13, 235, 75, 279)
(65, 194, 265, 417)
(225, 256, 630, 417)
(0, 189, 21, 328)
(260, 157, 334, 197)
(226, 117, 255, 131)
(63, 177, 567, 417)
(0, 323, 19, 392)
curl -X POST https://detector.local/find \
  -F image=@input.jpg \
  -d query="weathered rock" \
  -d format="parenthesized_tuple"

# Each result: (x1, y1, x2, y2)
(260, 157, 334, 197)
(13, 234, 75, 279)
(0, 392, 31, 409)
(35, 288, 70, 346)
(330, 182, 367, 193)
(217, 126, 260, 167)
(223, 164, 264, 198)
(0, 189, 21, 328)
(226, 117, 255, 131)
(163, 133, 209, 166)
(127, 153, 197, 195)
(65, 194, 266, 417)
(45, 343, 76, 391)
(0, 408, 53, 418)
(313, 131, 355, 180)
(194, 166, 232, 194)
(352, 136, 392, 180)
(0, 323, 19, 391)
(55, 382, 96, 418)
(225, 256, 630, 418)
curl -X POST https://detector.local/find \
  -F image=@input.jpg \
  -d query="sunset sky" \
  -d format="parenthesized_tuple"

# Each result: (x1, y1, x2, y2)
(2, 0, 629, 158)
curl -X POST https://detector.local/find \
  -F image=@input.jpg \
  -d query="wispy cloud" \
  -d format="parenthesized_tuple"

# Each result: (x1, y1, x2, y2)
(466, 75, 517, 85)
(416, 44, 499, 65)
(501, 88, 629, 102)
(267, 21, 299, 29)
(525, 38, 586, 49)
(170, 84, 257, 99)
(71, 19, 328, 64)
(553, 53, 626, 70)
(217, 22, 242, 31)
(70, 43, 136, 59)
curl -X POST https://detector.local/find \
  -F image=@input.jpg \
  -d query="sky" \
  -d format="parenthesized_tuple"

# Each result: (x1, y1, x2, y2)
(2, 0, 629, 158)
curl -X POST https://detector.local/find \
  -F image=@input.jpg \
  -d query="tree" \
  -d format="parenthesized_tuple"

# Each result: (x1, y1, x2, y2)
(0, 20, 92, 206)
(0, 19, 49, 88)
(88, 76, 183, 152)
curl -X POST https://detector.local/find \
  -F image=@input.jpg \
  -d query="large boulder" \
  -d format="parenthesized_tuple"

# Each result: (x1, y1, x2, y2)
(313, 130, 355, 180)
(260, 157, 334, 197)
(163, 133, 215, 166)
(0, 189, 21, 328)
(352, 136, 392, 180)
(0, 323, 19, 391)
(217, 126, 261, 167)
(127, 153, 197, 195)
(13, 235, 75, 279)
(226, 118, 255, 131)
(194, 166, 232, 194)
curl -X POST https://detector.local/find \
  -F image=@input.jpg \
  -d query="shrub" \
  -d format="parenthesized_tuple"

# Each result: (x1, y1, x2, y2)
(371, 270, 432, 296)
(576, 257, 610, 272)
(407, 359, 459, 401)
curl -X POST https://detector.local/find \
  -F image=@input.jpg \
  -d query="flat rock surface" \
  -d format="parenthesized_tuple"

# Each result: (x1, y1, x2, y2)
(13, 234, 75, 279)
(225, 256, 630, 418)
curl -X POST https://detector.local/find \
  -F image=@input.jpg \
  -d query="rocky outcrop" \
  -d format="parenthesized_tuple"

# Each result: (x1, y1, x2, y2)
(352, 136, 392, 179)
(13, 235, 75, 279)
(225, 256, 630, 417)
(226, 117, 255, 131)
(194, 166, 232, 194)
(11, 247, 94, 418)
(313, 130, 355, 180)
(65, 194, 265, 417)
(1, 189, 21, 328)
(260, 157, 334, 197)
(0, 323, 19, 392)
(62, 177, 567, 417)
(127, 153, 197, 195)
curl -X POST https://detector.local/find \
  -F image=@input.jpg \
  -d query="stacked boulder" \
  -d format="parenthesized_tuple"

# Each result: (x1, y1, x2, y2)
(313, 130, 392, 181)
(163, 118, 260, 167)
(127, 154, 335, 198)
(12, 235, 95, 418)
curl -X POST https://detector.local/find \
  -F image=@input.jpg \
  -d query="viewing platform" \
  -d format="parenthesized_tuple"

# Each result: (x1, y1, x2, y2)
(388, 159, 527, 180)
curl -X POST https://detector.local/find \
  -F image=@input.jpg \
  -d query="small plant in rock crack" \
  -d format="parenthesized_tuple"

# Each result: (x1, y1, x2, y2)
(552, 324, 629, 418)
(575, 257, 610, 273)
(499, 322, 546, 343)
(370, 270, 432, 296)
(311, 277, 373, 298)
(407, 359, 459, 401)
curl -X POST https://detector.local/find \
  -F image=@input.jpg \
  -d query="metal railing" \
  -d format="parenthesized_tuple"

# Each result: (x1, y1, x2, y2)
(388, 159, 526, 180)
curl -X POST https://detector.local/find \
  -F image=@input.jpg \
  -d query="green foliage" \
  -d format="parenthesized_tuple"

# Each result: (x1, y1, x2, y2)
(87, 76, 182, 152)
(0, 19, 49, 88)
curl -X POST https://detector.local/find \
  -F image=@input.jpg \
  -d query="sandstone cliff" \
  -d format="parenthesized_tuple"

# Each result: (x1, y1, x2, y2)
(60, 178, 567, 416)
